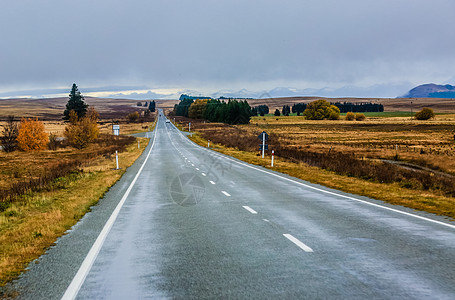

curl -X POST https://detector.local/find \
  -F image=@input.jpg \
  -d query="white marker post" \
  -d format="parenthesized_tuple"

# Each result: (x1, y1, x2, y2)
(189, 122, 191, 132)
(271, 150, 274, 167)
(138, 141, 140, 149)
(262, 132, 265, 158)
(115, 150, 119, 169)
(208, 140, 210, 148)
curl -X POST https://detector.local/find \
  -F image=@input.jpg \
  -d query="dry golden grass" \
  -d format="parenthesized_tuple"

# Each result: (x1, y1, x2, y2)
(188, 114, 455, 220)
(0, 137, 149, 286)
(247, 115, 455, 174)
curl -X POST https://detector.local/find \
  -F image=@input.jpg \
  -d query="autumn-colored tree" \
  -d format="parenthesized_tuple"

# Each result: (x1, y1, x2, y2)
(345, 112, 355, 121)
(303, 99, 340, 120)
(188, 99, 208, 119)
(355, 113, 366, 121)
(415, 108, 435, 120)
(126, 111, 140, 122)
(17, 118, 48, 151)
(64, 107, 99, 149)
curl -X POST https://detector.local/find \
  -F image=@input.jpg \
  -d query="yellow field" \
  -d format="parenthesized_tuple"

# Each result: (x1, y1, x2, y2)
(0, 118, 155, 287)
(181, 113, 455, 220)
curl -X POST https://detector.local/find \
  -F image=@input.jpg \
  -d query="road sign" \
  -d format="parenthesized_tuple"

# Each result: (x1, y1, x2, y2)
(112, 125, 120, 136)
(258, 131, 269, 141)
(259, 144, 269, 151)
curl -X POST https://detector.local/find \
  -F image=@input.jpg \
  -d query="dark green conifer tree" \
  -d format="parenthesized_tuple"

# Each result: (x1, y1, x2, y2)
(63, 83, 88, 120)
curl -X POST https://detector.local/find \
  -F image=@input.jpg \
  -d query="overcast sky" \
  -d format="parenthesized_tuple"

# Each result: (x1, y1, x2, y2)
(1, 0, 455, 98)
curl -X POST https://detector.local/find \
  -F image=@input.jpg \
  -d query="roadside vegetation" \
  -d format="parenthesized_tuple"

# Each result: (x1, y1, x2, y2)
(0, 84, 156, 287)
(174, 111, 455, 219)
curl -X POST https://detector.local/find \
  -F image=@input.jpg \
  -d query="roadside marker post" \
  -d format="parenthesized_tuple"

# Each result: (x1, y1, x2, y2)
(115, 150, 119, 170)
(208, 140, 210, 148)
(262, 132, 265, 158)
(138, 141, 140, 149)
(271, 150, 274, 167)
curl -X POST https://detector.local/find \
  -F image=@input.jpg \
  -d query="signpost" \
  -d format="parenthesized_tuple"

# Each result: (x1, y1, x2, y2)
(258, 131, 269, 158)
(112, 124, 120, 136)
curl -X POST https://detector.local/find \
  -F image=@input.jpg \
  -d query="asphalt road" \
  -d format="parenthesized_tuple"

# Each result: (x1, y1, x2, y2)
(8, 110, 455, 299)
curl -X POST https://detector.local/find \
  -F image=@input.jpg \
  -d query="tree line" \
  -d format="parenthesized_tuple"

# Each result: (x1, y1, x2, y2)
(173, 98, 252, 124)
(333, 102, 384, 113)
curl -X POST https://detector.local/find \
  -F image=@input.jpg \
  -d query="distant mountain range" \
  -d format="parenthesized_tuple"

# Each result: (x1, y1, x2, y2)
(402, 84, 455, 98)
(211, 83, 414, 99)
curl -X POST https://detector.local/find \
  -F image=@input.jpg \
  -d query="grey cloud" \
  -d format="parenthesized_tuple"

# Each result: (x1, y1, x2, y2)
(1, 0, 454, 97)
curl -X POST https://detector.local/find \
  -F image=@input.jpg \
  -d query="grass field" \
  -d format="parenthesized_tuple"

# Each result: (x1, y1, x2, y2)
(0, 117, 155, 287)
(176, 112, 455, 220)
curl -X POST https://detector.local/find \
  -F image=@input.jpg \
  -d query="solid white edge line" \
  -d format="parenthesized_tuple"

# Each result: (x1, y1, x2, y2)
(222, 191, 231, 197)
(283, 234, 314, 252)
(242, 206, 258, 214)
(171, 125, 455, 230)
(61, 123, 158, 300)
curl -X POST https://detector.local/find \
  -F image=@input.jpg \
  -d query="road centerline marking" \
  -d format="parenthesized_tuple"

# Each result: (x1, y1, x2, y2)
(209, 180, 216, 185)
(222, 191, 231, 197)
(201, 173, 206, 176)
(242, 206, 258, 214)
(283, 234, 314, 252)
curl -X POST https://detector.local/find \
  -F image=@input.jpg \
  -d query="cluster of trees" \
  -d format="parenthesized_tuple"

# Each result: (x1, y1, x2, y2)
(62, 84, 100, 149)
(282, 105, 291, 116)
(292, 103, 307, 115)
(174, 98, 194, 117)
(179, 94, 211, 101)
(333, 102, 384, 113)
(248, 101, 383, 118)
(204, 99, 252, 124)
(251, 105, 269, 116)
(174, 98, 252, 124)
(1, 117, 49, 152)
(0, 84, 101, 152)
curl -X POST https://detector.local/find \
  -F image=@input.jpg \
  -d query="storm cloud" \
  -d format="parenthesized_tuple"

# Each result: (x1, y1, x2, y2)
(1, 0, 454, 97)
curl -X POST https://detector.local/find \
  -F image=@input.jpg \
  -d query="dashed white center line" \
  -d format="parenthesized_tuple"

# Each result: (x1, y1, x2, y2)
(283, 234, 314, 253)
(209, 180, 216, 185)
(263, 219, 270, 222)
(242, 206, 257, 214)
(201, 173, 206, 176)
(196, 168, 200, 171)
(221, 191, 231, 197)
(191, 164, 195, 167)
